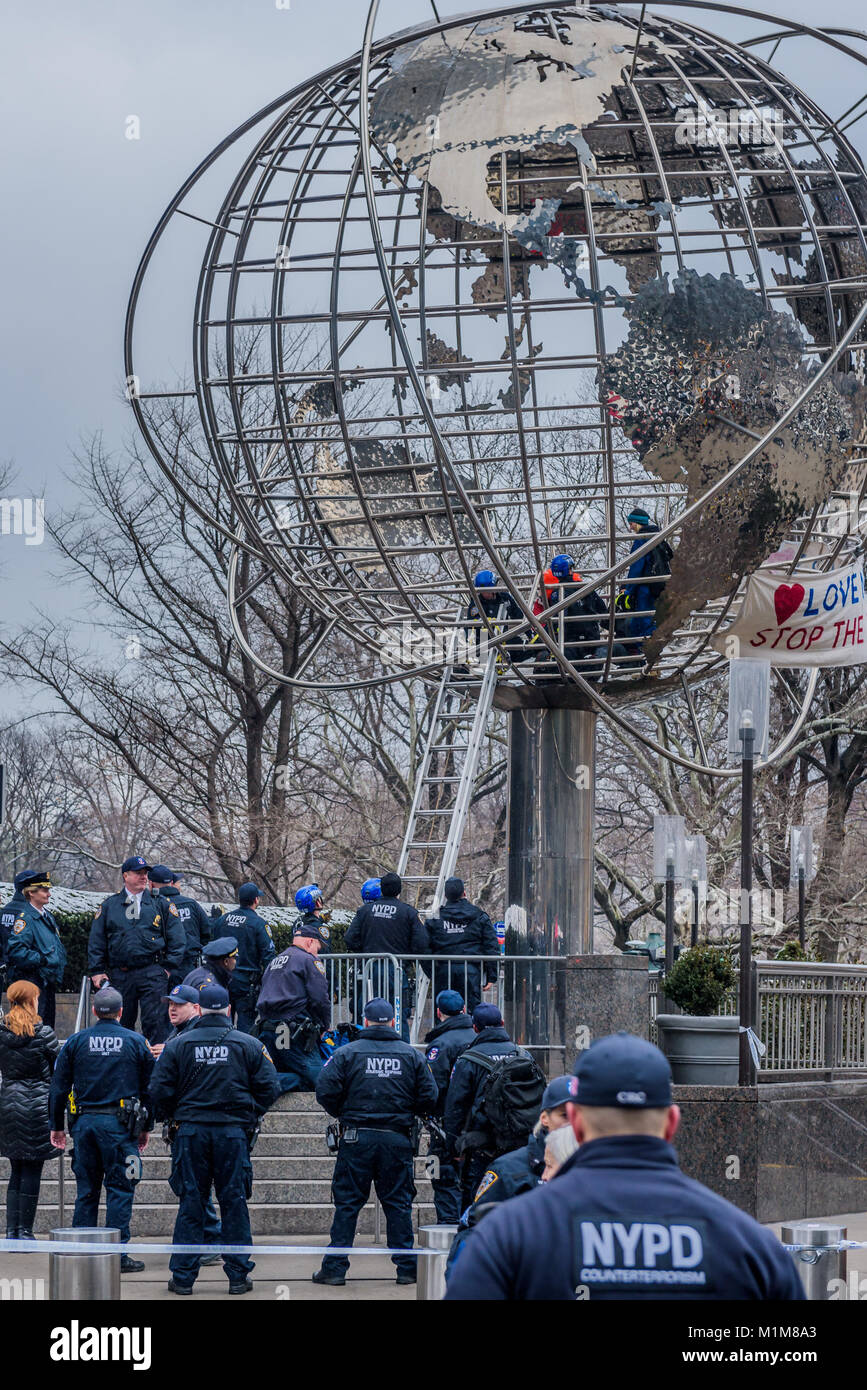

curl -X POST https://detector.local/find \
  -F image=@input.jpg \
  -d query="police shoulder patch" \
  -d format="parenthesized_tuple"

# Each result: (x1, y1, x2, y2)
(474, 1171, 499, 1201)
(167, 902, 179, 916)
(314, 960, 326, 975)
(12, 917, 26, 934)
(320, 925, 330, 939)
(427, 1046, 439, 1060)
(261, 1045, 271, 1059)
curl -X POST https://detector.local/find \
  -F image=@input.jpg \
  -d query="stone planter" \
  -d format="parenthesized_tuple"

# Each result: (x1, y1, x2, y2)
(656, 1014, 740, 1085)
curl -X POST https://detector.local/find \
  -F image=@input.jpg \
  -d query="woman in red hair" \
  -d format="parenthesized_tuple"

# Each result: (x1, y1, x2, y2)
(0, 979, 60, 1240)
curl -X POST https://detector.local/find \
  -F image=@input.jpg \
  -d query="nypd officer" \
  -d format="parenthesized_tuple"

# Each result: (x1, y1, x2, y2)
(423, 989, 474, 1223)
(425, 877, 499, 1014)
(49, 987, 154, 1273)
(344, 872, 429, 1041)
(294, 884, 332, 951)
(88, 854, 186, 1043)
(256, 919, 331, 1093)
(183, 936, 238, 994)
(0, 873, 27, 989)
(6, 870, 67, 1028)
(150, 982, 280, 1295)
(468, 1073, 573, 1212)
(150, 867, 212, 987)
(211, 883, 276, 1033)
(313, 997, 438, 1287)
(445, 1033, 805, 1301)
(443, 1002, 525, 1210)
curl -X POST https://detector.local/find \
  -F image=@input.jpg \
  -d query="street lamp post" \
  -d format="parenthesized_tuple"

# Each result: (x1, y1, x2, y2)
(684, 834, 707, 948)
(789, 826, 815, 952)
(653, 815, 686, 1004)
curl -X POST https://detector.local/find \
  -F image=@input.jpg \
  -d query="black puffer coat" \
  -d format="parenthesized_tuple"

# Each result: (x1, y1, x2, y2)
(0, 1021, 61, 1161)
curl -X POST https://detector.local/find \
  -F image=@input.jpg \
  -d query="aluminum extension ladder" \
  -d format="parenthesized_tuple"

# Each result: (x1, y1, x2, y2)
(397, 609, 503, 1043)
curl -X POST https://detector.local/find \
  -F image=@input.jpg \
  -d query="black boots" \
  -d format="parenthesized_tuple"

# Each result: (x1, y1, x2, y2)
(5, 1190, 19, 1241)
(17, 1192, 38, 1241)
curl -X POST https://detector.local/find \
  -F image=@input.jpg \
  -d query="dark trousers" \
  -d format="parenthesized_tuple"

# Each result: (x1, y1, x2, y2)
(6, 1158, 45, 1234)
(459, 1151, 490, 1214)
(71, 1114, 140, 1242)
(38, 984, 56, 1029)
(169, 1123, 253, 1287)
(320, 1131, 416, 1277)
(260, 1024, 324, 1093)
(230, 981, 258, 1035)
(110, 964, 171, 1043)
(430, 1154, 461, 1224)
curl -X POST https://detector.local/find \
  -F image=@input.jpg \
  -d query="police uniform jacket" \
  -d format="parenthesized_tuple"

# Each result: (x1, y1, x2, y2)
(423, 1013, 475, 1108)
(49, 1021, 155, 1131)
(471, 1128, 545, 1209)
(0, 890, 25, 967)
(210, 906, 276, 993)
(548, 581, 608, 649)
(88, 889, 186, 974)
(443, 1025, 521, 1152)
(149, 1013, 280, 1125)
(444, 1135, 806, 1301)
(156, 886, 212, 970)
(7, 901, 67, 987)
(426, 901, 499, 980)
(344, 897, 429, 957)
(315, 1025, 438, 1133)
(182, 961, 233, 993)
(256, 944, 331, 1028)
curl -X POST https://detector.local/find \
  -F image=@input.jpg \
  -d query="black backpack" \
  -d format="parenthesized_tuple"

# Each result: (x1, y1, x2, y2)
(645, 538, 673, 592)
(462, 1048, 547, 1156)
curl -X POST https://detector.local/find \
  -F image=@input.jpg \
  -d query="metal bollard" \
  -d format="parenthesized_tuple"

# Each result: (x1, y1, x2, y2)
(781, 1222, 847, 1300)
(49, 1228, 121, 1302)
(416, 1224, 457, 1301)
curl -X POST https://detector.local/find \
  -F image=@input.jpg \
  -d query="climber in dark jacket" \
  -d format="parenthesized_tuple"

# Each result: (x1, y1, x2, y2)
(0, 979, 61, 1240)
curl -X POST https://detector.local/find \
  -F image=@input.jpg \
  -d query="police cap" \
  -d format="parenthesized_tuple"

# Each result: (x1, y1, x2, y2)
(238, 882, 261, 906)
(121, 855, 152, 874)
(203, 937, 238, 959)
(294, 922, 329, 945)
(93, 987, 124, 1016)
(541, 1074, 577, 1111)
(163, 983, 199, 1004)
(472, 1003, 503, 1029)
(363, 997, 394, 1023)
(199, 983, 230, 1011)
(150, 864, 182, 884)
(436, 989, 464, 1015)
(14, 869, 51, 891)
(572, 1033, 672, 1108)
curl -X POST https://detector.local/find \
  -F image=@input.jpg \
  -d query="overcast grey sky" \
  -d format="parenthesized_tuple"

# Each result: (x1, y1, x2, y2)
(1, 0, 865, 632)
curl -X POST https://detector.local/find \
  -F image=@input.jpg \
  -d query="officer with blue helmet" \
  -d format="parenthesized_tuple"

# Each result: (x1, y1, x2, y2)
(542, 554, 612, 677)
(256, 919, 331, 1093)
(465, 571, 525, 664)
(88, 855, 186, 1043)
(49, 987, 154, 1273)
(360, 878, 381, 903)
(445, 1033, 805, 1301)
(313, 997, 438, 1287)
(150, 981, 280, 1295)
(183, 937, 238, 994)
(0, 873, 28, 989)
(6, 871, 67, 1028)
(294, 884, 332, 951)
(423, 989, 474, 1223)
(149, 867, 212, 987)
(210, 884, 276, 1033)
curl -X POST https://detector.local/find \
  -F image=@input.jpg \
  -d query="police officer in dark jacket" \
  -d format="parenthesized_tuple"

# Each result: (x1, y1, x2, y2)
(443, 1003, 523, 1210)
(465, 571, 527, 664)
(424, 989, 475, 1223)
(88, 854, 186, 1043)
(313, 997, 438, 1287)
(49, 987, 154, 1272)
(544, 554, 610, 674)
(425, 878, 499, 1014)
(150, 982, 280, 1295)
(6, 871, 67, 1028)
(468, 1073, 573, 1212)
(183, 936, 238, 994)
(344, 872, 429, 1041)
(256, 920, 331, 1093)
(150, 866, 212, 986)
(445, 1034, 805, 1301)
(0, 877, 27, 989)
(210, 883, 276, 1034)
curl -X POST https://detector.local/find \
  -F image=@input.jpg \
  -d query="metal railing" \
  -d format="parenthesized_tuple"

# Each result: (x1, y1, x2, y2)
(650, 959, 867, 1078)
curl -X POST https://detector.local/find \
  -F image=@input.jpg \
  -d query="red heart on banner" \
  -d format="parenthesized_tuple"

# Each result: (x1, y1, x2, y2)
(774, 583, 805, 625)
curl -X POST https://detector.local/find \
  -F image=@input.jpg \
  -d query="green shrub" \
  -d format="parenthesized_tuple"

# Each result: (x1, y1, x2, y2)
(663, 944, 736, 1016)
(774, 939, 817, 963)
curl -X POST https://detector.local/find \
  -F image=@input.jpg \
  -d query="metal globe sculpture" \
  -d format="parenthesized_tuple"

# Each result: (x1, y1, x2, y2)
(126, 3, 867, 761)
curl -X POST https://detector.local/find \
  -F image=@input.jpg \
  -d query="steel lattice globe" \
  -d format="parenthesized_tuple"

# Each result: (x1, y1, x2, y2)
(127, 3, 867, 708)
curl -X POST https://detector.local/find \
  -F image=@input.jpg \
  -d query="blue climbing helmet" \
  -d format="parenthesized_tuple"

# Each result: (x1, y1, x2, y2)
(474, 570, 496, 589)
(361, 877, 381, 902)
(550, 553, 574, 580)
(294, 883, 321, 914)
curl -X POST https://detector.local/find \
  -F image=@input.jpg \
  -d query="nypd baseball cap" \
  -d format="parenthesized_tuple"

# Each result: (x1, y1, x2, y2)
(541, 1075, 578, 1111)
(121, 855, 152, 874)
(572, 1033, 673, 1108)
(199, 983, 230, 1010)
(363, 997, 395, 1023)
(203, 936, 238, 958)
(436, 989, 464, 1015)
(473, 1003, 503, 1029)
(93, 987, 124, 1016)
(294, 921, 330, 945)
(239, 882, 261, 906)
(150, 865, 181, 884)
(163, 983, 199, 1004)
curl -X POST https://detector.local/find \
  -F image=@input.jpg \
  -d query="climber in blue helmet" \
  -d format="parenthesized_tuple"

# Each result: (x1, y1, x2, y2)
(361, 877, 381, 903)
(464, 571, 526, 669)
(538, 553, 615, 681)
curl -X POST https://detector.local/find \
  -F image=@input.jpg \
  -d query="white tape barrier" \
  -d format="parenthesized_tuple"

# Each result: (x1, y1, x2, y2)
(0, 1238, 439, 1257)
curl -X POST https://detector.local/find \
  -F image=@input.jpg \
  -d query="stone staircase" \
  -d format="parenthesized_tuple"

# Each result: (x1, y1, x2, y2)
(0, 1094, 437, 1235)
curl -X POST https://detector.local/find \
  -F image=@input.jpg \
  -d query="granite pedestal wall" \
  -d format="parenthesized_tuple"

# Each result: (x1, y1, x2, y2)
(673, 1080, 867, 1223)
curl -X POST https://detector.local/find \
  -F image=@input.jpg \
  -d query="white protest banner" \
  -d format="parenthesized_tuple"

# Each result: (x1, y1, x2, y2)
(711, 559, 867, 666)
